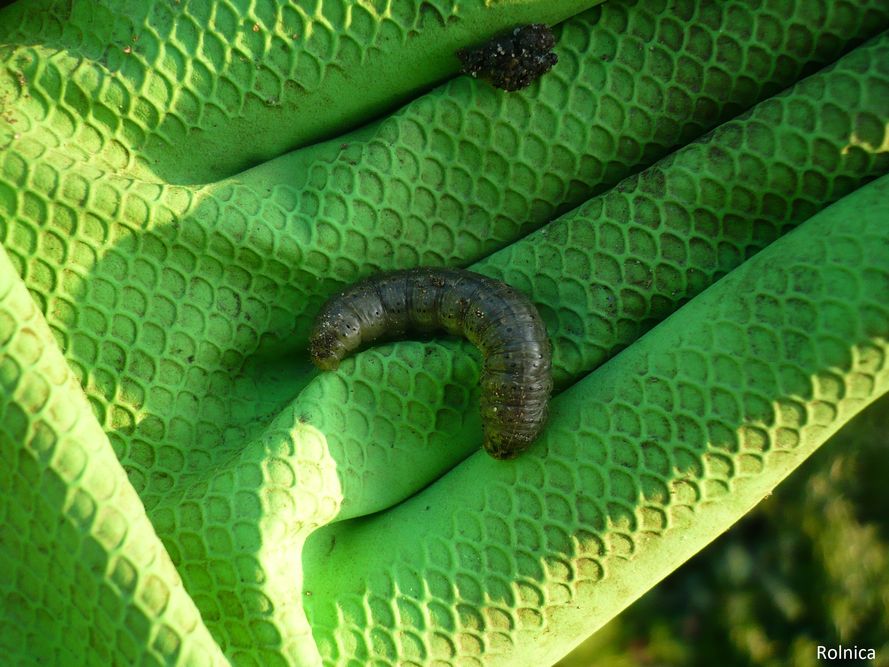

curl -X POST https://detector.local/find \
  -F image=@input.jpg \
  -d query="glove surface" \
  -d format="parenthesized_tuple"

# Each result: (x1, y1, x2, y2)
(1, 1, 888, 665)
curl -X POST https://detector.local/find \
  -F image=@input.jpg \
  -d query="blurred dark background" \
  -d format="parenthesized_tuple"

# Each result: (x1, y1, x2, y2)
(559, 392, 889, 667)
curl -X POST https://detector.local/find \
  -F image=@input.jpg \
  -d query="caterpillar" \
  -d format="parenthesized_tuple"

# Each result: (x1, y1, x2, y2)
(309, 268, 553, 459)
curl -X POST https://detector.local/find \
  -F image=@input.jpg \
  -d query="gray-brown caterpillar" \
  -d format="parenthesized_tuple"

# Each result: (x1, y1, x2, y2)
(308, 268, 552, 459)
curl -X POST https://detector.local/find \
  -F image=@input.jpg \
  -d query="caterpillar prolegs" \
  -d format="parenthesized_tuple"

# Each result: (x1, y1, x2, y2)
(309, 268, 553, 459)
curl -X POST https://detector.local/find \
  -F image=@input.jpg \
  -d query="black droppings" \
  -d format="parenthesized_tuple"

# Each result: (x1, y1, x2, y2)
(456, 24, 558, 92)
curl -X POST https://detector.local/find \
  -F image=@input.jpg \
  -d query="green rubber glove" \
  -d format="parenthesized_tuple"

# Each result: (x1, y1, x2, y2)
(2, 1, 888, 665)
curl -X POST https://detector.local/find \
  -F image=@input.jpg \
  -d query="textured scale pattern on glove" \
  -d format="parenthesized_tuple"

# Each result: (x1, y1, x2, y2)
(1, 0, 889, 665)
(0, 246, 228, 666)
(1, 3, 886, 509)
(303, 175, 889, 666)
(0, 0, 596, 183)
(478, 31, 889, 386)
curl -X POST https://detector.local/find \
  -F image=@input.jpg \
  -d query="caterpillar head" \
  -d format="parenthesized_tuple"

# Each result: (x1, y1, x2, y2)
(309, 309, 361, 371)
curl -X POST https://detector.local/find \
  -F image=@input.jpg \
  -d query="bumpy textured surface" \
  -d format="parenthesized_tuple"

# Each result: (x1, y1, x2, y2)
(2, 0, 889, 665)
(478, 33, 889, 387)
(0, 245, 229, 666)
(0, 0, 598, 183)
(303, 175, 889, 666)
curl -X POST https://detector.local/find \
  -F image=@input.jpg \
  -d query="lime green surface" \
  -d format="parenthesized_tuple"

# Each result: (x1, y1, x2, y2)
(557, 392, 889, 666)
(1, 1, 888, 665)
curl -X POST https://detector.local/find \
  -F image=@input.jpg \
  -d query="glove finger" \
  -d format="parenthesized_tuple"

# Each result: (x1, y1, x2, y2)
(0, 244, 229, 666)
(477, 30, 889, 387)
(150, 388, 346, 666)
(7, 0, 882, 513)
(0, 0, 600, 183)
(298, 32, 889, 515)
(302, 173, 889, 666)
(230, 0, 889, 318)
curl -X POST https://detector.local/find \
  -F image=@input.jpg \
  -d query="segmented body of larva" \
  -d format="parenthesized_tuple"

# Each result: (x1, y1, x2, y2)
(309, 268, 553, 459)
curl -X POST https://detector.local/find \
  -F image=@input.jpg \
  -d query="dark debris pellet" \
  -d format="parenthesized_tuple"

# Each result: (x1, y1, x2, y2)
(456, 24, 558, 92)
